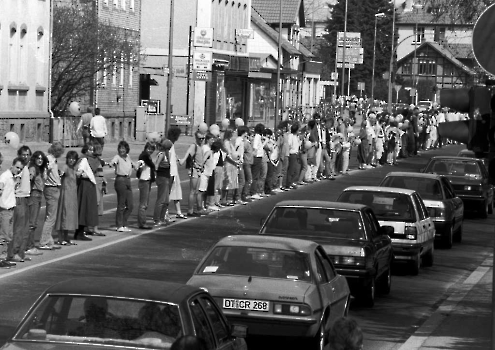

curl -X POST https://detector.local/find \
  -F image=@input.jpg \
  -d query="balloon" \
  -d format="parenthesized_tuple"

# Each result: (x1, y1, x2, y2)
(235, 118, 244, 127)
(354, 138, 362, 145)
(5, 132, 20, 149)
(69, 101, 81, 116)
(398, 122, 403, 129)
(209, 124, 220, 136)
(346, 125, 353, 133)
(221, 118, 230, 129)
(147, 132, 160, 142)
(304, 140, 313, 150)
(348, 132, 355, 138)
(198, 122, 208, 134)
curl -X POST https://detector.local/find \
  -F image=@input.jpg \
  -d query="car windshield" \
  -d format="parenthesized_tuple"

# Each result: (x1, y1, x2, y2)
(339, 191, 415, 222)
(199, 246, 312, 282)
(427, 160, 481, 179)
(261, 207, 365, 240)
(381, 177, 442, 200)
(14, 295, 181, 349)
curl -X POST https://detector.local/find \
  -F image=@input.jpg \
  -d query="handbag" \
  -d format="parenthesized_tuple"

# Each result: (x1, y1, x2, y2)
(185, 145, 197, 169)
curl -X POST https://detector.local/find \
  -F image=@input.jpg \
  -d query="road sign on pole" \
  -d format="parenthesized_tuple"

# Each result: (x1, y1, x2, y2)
(336, 63, 355, 69)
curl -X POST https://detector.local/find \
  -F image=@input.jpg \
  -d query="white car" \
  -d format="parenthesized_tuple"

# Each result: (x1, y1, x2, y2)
(337, 186, 435, 275)
(417, 100, 432, 111)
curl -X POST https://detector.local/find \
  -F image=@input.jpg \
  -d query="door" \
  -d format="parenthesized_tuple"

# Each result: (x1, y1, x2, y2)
(442, 177, 463, 230)
(365, 209, 392, 277)
(413, 193, 435, 250)
(199, 296, 238, 350)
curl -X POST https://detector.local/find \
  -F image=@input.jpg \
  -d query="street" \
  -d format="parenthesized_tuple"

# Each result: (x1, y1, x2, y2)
(0, 142, 492, 350)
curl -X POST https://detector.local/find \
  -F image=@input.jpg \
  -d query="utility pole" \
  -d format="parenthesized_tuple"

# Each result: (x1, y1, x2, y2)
(165, 0, 175, 134)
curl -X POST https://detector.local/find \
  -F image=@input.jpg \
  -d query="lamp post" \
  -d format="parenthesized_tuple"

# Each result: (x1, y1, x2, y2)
(371, 13, 386, 104)
(412, 1, 423, 105)
(340, 0, 348, 109)
(386, 4, 396, 113)
(165, 0, 175, 134)
(274, 0, 282, 130)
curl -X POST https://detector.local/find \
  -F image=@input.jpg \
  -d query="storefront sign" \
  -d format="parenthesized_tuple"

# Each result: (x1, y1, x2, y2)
(249, 57, 261, 72)
(174, 65, 187, 78)
(193, 51, 212, 71)
(170, 115, 192, 125)
(194, 27, 214, 48)
(193, 70, 212, 81)
(141, 99, 161, 114)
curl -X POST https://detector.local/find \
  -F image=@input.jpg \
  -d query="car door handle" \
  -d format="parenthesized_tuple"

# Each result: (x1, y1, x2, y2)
(332, 287, 335, 293)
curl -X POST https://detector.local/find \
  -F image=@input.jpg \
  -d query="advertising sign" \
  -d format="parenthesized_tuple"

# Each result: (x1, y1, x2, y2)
(337, 47, 364, 64)
(193, 27, 214, 48)
(336, 63, 355, 69)
(193, 70, 212, 81)
(337, 32, 362, 47)
(170, 115, 192, 125)
(193, 51, 212, 71)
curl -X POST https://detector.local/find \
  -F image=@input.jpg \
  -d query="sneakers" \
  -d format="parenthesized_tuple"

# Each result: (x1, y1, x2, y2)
(38, 245, 53, 250)
(272, 188, 284, 193)
(250, 194, 262, 200)
(176, 213, 188, 219)
(207, 205, 221, 211)
(25, 248, 43, 256)
(117, 227, 126, 232)
(0, 260, 11, 269)
(123, 227, 132, 232)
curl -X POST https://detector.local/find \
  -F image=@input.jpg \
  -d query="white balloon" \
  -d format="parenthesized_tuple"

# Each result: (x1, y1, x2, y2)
(198, 122, 208, 134)
(221, 118, 230, 129)
(235, 118, 244, 127)
(5, 132, 20, 149)
(69, 101, 81, 116)
(147, 132, 160, 142)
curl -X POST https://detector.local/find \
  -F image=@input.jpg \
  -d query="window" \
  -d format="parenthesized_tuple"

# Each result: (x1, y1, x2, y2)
(129, 0, 134, 11)
(103, 0, 108, 6)
(19, 25, 28, 84)
(418, 59, 436, 75)
(9, 23, 18, 83)
(414, 26, 425, 43)
(401, 61, 412, 75)
(441, 178, 455, 199)
(121, 0, 126, 10)
(364, 210, 380, 238)
(412, 193, 428, 220)
(128, 64, 133, 87)
(36, 27, 45, 86)
(434, 27, 446, 42)
(119, 57, 124, 87)
(200, 297, 230, 346)
(315, 248, 336, 281)
(190, 299, 215, 350)
(113, 0, 118, 8)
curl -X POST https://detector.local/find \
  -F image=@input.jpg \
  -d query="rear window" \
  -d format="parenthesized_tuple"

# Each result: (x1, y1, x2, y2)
(339, 191, 415, 222)
(261, 207, 365, 240)
(381, 177, 442, 200)
(427, 160, 480, 178)
(199, 246, 311, 282)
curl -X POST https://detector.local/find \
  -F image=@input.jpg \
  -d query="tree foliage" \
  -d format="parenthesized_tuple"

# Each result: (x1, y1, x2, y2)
(51, 1, 140, 116)
(322, 0, 394, 98)
(421, 0, 494, 24)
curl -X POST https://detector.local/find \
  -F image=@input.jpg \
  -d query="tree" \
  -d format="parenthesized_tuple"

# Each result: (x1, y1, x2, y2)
(51, 1, 140, 117)
(323, 0, 394, 97)
(423, 0, 494, 24)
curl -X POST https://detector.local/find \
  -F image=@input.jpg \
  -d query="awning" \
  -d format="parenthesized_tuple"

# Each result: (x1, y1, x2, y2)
(139, 67, 165, 76)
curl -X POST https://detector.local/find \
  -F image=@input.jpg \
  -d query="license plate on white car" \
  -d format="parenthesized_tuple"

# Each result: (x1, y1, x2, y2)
(223, 299, 270, 312)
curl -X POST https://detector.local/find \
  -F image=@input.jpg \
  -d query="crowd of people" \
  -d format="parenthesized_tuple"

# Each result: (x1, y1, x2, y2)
(0, 99, 459, 269)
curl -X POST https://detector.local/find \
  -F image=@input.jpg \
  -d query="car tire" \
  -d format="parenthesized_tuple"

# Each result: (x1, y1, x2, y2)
(411, 253, 421, 276)
(311, 316, 327, 350)
(454, 221, 463, 243)
(361, 277, 375, 307)
(443, 224, 453, 249)
(423, 245, 434, 267)
(480, 200, 489, 218)
(377, 266, 391, 295)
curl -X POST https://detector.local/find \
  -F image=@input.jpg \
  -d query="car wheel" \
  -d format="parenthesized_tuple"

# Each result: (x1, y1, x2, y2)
(311, 316, 327, 350)
(454, 221, 463, 243)
(443, 224, 453, 249)
(479, 200, 489, 218)
(361, 277, 375, 307)
(411, 253, 421, 276)
(423, 245, 434, 267)
(377, 266, 391, 295)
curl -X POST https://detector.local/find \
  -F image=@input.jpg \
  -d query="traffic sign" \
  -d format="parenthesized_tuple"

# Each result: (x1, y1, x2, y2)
(337, 32, 361, 47)
(472, 4, 495, 75)
(337, 63, 355, 69)
(357, 82, 365, 91)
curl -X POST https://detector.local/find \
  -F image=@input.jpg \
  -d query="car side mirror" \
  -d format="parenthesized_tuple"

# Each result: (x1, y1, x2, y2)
(380, 225, 394, 236)
(231, 323, 247, 338)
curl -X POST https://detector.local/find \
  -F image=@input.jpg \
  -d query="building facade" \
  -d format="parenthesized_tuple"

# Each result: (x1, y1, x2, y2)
(0, 0, 51, 142)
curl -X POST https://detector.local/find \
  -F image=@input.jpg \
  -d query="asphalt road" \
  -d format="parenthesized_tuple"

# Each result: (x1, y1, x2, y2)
(0, 143, 492, 350)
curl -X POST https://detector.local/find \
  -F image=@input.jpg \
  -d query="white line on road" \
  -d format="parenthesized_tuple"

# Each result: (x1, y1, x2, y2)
(397, 255, 493, 350)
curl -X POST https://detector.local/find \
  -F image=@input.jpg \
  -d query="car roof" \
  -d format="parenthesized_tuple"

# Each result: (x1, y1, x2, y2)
(216, 235, 318, 253)
(384, 171, 443, 180)
(274, 200, 366, 211)
(46, 278, 202, 303)
(429, 156, 480, 162)
(342, 185, 416, 195)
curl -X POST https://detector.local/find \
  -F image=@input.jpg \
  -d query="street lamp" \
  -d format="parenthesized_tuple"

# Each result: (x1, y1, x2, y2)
(386, 4, 396, 113)
(371, 13, 386, 104)
(412, 1, 423, 105)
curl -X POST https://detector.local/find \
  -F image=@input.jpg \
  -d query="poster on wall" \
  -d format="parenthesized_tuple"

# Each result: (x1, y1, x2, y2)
(193, 51, 212, 71)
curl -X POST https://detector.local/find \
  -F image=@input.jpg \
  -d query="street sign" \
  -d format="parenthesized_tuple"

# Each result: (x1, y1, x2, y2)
(337, 32, 361, 47)
(472, 4, 495, 76)
(193, 27, 214, 48)
(331, 72, 339, 80)
(357, 82, 365, 91)
(328, 81, 339, 86)
(337, 63, 355, 69)
(173, 66, 187, 78)
(394, 84, 402, 92)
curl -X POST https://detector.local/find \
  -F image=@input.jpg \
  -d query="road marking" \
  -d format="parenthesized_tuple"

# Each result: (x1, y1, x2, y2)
(397, 255, 493, 350)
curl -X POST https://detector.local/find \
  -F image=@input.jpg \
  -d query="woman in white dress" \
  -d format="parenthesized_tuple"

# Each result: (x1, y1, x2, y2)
(167, 127, 187, 219)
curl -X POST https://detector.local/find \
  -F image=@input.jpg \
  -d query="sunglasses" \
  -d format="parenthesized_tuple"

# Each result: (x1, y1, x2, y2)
(198, 137, 205, 140)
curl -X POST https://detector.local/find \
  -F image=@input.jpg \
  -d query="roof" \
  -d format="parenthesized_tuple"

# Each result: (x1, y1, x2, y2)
(397, 6, 474, 26)
(216, 235, 318, 252)
(397, 41, 476, 75)
(274, 200, 366, 211)
(298, 42, 315, 58)
(251, 11, 301, 56)
(342, 186, 416, 195)
(445, 43, 474, 60)
(429, 156, 480, 161)
(383, 171, 444, 180)
(252, 0, 305, 26)
(46, 278, 201, 304)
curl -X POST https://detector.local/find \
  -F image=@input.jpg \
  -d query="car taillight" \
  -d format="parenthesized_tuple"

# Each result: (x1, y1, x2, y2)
(273, 303, 311, 315)
(405, 226, 417, 240)
(464, 185, 482, 192)
(332, 256, 366, 266)
(428, 207, 445, 218)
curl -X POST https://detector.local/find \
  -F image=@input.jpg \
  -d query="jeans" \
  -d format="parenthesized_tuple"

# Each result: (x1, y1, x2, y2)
(40, 186, 60, 247)
(298, 152, 309, 182)
(287, 154, 299, 186)
(242, 163, 252, 199)
(11, 197, 29, 259)
(250, 157, 263, 195)
(265, 162, 277, 193)
(27, 191, 42, 249)
(115, 176, 134, 228)
(137, 180, 151, 227)
(153, 175, 170, 222)
(280, 156, 289, 187)
(0, 208, 14, 258)
(258, 160, 267, 194)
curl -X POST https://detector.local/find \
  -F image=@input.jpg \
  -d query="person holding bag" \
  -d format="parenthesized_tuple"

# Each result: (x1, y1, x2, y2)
(153, 138, 173, 225)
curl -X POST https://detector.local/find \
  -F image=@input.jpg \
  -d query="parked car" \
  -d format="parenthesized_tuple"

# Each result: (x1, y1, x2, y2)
(258, 200, 394, 307)
(337, 186, 435, 275)
(0, 278, 247, 350)
(187, 235, 350, 350)
(417, 100, 432, 111)
(457, 149, 489, 168)
(380, 172, 464, 248)
(422, 156, 494, 218)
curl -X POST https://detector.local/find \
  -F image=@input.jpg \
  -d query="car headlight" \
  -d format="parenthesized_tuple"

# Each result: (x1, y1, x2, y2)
(428, 207, 445, 218)
(274, 303, 311, 315)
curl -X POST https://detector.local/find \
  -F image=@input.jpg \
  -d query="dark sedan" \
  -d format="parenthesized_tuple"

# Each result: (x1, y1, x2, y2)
(0, 278, 247, 350)
(423, 156, 494, 218)
(380, 172, 464, 248)
(259, 200, 394, 307)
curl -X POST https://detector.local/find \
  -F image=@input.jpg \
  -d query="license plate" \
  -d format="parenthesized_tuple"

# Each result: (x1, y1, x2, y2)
(223, 298, 270, 312)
